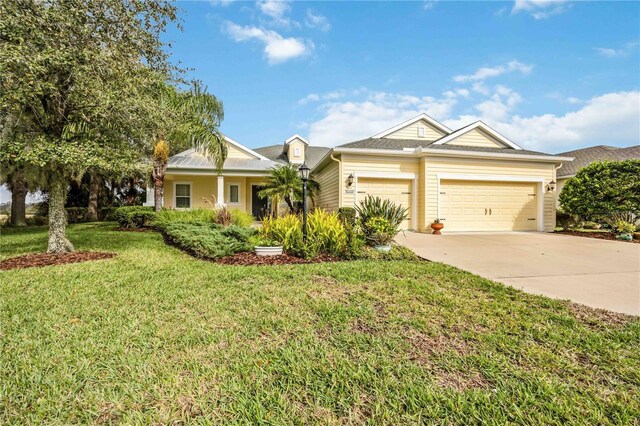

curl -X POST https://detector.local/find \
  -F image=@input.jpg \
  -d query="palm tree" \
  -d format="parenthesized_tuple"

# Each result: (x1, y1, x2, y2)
(258, 164, 319, 215)
(151, 82, 226, 211)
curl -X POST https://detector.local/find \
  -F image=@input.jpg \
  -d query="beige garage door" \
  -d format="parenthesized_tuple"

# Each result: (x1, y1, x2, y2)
(358, 178, 412, 229)
(439, 180, 538, 231)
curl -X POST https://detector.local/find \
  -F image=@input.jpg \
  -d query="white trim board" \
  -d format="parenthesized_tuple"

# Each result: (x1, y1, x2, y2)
(284, 134, 310, 146)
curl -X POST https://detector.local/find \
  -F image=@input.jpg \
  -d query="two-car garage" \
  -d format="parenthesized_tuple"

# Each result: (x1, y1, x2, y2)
(438, 180, 540, 232)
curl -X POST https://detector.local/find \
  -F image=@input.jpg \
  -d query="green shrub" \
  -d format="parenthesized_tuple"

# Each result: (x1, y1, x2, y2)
(306, 209, 348, 257)
(162, 222, 252, 260)
(582, 221, 602, 230)
(114, 206, 156, 228)
(613, 220, 635, 234)
(26, 216, 48, 226)
(356, 196, 408, 229)
(261, 214, 304, 256)
(99, 207, 117, 221)
(153, 208, 214, 230)
(230, 209, 255, 227)
(220, 224, 257, 242)
(337, 207, 356, 227)
(356, 196, 408, 245)
(559, 159, 640, 221)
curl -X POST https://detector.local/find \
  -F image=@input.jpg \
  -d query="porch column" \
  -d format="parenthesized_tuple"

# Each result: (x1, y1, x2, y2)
(217, 175, 225, 207)
(143, 185, 155, 207)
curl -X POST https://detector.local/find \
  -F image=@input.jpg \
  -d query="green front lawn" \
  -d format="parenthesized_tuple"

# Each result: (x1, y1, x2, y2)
(1, 223, 638, 424)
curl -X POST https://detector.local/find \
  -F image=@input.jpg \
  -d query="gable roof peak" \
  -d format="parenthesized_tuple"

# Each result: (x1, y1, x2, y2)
(284, 134, 310, 145)
(372, 113, 452, 138)
(433, 121, 523, 150)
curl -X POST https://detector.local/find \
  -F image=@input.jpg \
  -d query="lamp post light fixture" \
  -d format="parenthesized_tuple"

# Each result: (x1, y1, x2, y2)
(346, 173, 355, 188)
(299, 162, 310, 239)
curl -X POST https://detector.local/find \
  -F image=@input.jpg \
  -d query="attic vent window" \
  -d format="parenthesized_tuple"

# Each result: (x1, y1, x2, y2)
(294, 147, 301, 157)
(418, 126, 426, 138)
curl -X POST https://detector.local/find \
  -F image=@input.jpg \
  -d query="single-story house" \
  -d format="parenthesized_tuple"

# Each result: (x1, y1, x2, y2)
(152, 113, 573, 232)
(555, 145, 640, 199)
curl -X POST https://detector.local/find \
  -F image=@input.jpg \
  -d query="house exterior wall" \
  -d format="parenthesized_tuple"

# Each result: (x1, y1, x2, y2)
(445, 128, 505, 148)
(287, 139, 306, 164)
(385, 119, 446, 140)
(163, 173, 264, 213)
(313, 159, 340, 211)
(226, 143, 257, 159)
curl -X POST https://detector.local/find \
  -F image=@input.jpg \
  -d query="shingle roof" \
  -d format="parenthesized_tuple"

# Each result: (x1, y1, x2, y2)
(337, 137, 558, 157)
(556, 145, 640, 178)
(167, 149, 279, 171)
(254, 145, 331, 169)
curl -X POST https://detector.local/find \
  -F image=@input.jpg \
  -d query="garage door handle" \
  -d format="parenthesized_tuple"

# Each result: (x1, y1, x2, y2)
(489, 208, 492, 215)
(528, 218, 536, 220)
(485, 208, 487, 215)
(401, 192, 411, 194)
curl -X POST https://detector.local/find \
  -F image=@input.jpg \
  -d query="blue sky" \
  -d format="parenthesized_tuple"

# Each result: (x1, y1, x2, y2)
(166, 0, 639, 153)
(2, 0, 639, 203)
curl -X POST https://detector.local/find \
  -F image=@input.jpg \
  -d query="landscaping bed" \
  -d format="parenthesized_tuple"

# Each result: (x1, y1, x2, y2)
(556, 229, 639, 243)
(216, 251, 339, 266)
(0, 251, 116, 270)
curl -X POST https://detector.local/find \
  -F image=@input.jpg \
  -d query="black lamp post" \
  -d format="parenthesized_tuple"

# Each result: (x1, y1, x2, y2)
(299, 162, 310, 239)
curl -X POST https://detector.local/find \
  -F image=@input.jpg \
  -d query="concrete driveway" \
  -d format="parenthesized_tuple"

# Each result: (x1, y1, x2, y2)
(398, 232, 640, 315)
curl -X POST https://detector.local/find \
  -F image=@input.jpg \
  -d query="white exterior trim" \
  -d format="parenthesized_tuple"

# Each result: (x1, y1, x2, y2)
(173, 181, 192, 210)
(223, 135, 271, 161)
(353, 171, 416, 180)
(373, 113, 452, 138)
(166, 170, 269, 177)
(216, 176, 224, 207)
(432, 121, 523, 150)
(435, 173, 545, 232)
(284, 134, 310, 146)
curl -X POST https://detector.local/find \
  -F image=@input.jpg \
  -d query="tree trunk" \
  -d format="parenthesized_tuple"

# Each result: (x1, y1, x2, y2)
(87, 173, 100, 221)
(10, 171, 27, 227)
(284, 195, 295, 214)
(48, 175, 74, 253)
(152, 159, 167, 212)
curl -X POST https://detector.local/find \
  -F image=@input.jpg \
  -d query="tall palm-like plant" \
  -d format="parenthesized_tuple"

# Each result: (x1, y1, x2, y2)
(258, 164, 319, 214)
(151, 82, 226, 211)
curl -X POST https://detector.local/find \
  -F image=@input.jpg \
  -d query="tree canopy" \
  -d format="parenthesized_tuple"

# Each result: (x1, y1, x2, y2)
(0, 0, 182, 252)
(559, 159, 640, 221)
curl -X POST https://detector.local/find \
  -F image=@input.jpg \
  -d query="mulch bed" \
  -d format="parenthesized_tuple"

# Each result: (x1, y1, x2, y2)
(555, 230, 639, 244)
(0, 251, 116, 271)
(216, 252, 340, 266)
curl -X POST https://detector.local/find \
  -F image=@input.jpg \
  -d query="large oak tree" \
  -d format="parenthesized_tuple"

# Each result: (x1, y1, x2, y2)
(1, 0, 178, 252)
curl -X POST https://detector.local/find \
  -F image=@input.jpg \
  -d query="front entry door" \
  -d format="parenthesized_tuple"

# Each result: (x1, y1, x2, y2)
(251, 185, 269, 220)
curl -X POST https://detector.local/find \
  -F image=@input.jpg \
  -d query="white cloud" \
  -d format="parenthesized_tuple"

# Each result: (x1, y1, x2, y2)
(307, 90, 458, 146)
(298, 90, 347, 105)
(474, 85, 522, 121)
(444, 91, 640, 152)
(423, 1, 437, 10)
(596, 41, 639, 58)
(224, 22, 313, 64)
(305, 10, 331, 32)
(256, 0, 292, 26)
(209, 0, 236, 6)
(512, 0, 570, 19)
(453, 60, 533, 83)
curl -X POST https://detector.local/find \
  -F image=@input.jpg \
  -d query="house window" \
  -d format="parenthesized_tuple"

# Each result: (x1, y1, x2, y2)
(228, 184, 240, 204)
(175, 183, 191, 208)
(418, 126, 426, 138)
(294, 147, 301, 157)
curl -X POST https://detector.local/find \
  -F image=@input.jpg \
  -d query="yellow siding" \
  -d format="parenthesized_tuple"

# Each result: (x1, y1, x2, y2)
(555, 178, 567, 207)
(340, 154, 419, 208)
(313, 160, 340, 211)
(163, 173, 264, 213)
(287, 139, 306, 163)
(422, 157, 556, 232)
(446, 128, 506, 148)
(386, 119, 446, 140)
(226, 142, 257, 159)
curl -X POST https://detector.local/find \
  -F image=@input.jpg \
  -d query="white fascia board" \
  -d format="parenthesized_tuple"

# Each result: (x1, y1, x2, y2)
(372, 113, 452, 138)
(432, 121, 524, 150)
(166, 169, 269, 176)
(284, 134, 310, 145)
(333, 147, 415, 156)
(223, 135, 271, 161)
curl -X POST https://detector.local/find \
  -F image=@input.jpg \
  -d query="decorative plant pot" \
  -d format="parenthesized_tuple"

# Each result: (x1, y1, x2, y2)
(255, 246, 283, 256)
(374, 244, 392, 253)
(430, 223, 444, 235)
(616, 233, 633, 241)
